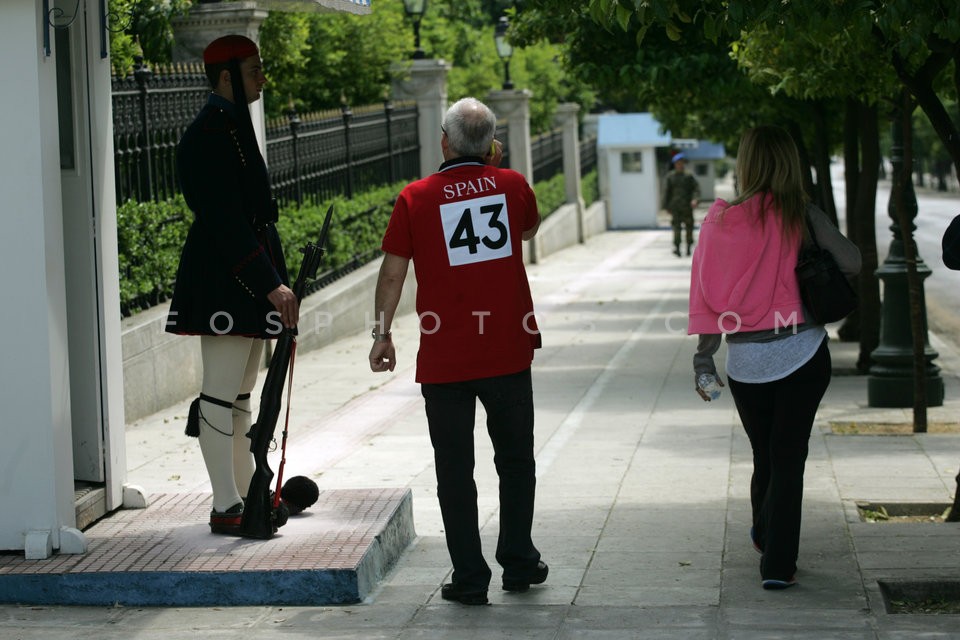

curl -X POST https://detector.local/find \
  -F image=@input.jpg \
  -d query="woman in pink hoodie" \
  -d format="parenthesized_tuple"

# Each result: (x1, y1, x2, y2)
(688, 126, 860, 590)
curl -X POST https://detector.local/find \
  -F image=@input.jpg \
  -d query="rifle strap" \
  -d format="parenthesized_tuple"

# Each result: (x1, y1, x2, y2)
(273, 340, 297, 508)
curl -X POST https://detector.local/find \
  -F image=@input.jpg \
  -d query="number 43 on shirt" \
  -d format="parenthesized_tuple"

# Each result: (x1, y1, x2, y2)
(440, 193, 512, 267)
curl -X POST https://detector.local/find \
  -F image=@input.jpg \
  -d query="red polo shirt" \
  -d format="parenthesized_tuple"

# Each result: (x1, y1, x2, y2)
(381, 157, 541, 383)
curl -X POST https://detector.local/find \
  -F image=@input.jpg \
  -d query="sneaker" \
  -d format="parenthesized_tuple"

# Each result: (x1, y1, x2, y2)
(440, 582, 488, 605)
(761, 576, 798, 590)
(503, 561, 549, 592)
(210, 502, 243, 535)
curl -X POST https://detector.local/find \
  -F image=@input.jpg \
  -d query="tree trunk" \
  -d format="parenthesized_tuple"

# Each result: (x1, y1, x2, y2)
(838, 99, 861, 342)
(854, 102, 881, 373)
(890, 47, 960, 195)
(948, 470, 960, 522)
(787, 120, 817, 201)
(812, 100, 838, 225)
(893, 94, 928, 433)
(948, 51, 960, 523)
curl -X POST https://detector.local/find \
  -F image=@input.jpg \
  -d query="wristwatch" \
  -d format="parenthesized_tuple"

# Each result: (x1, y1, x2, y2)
(371, 329, 392, 342)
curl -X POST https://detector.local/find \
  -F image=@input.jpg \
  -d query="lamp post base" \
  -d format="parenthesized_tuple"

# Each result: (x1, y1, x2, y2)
(867, 371, 944, 408)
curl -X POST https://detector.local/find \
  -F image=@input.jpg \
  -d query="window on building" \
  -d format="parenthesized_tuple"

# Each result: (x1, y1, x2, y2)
(621, 152, 643, 173)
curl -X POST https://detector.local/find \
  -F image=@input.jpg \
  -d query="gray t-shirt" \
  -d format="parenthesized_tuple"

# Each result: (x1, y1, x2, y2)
(725, 325, 826, 383)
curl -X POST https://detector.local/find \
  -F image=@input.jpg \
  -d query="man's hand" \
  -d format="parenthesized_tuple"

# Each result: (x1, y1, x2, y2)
(484, 139, 504, 167)
(267, 284, 299, 329)
(369, 340, 396, 372)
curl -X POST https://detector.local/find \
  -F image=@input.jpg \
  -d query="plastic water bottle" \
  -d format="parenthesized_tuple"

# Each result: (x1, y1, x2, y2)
(697, 373, 721, 401)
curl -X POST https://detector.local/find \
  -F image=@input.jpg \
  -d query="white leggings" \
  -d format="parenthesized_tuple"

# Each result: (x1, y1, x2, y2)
(199, 335, 263, 512)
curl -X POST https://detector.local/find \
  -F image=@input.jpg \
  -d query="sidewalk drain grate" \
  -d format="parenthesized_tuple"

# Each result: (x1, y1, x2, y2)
(856, 501, 951, 523)
(879, 580, 960, 614)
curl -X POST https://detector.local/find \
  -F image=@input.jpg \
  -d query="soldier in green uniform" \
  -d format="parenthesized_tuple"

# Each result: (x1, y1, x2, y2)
(661, 152, 701, 257)
(166, 35, 299, 534)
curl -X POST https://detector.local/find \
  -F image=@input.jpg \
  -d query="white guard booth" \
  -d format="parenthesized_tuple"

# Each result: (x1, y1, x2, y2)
(597, 113, 671, 229)
(672, 139, 727, 201)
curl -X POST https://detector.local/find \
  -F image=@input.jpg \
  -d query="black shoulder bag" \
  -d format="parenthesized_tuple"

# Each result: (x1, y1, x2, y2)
(795, 214, 858, 324)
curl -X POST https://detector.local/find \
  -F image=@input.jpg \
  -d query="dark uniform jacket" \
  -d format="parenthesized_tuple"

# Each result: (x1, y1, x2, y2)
(661, 170, 701, 215)
(166, 94, 290, 338)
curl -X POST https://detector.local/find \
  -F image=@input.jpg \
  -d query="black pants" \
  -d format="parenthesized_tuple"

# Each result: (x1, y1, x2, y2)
(727, 339, 831, 581)
(421, 368, 541, 591)
(671, 209, 694, 248)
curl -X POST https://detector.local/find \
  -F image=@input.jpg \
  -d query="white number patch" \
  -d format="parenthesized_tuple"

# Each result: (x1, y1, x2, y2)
(439, 193, 513, 266)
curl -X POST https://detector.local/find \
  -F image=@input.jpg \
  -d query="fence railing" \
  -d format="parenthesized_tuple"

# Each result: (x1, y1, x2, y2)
(266, 102, 419, 207)
(580, 134, 598, 176)
(112, 61, 209, 203)
(532, 128, 564, 183)
(111, 61, 420, 206)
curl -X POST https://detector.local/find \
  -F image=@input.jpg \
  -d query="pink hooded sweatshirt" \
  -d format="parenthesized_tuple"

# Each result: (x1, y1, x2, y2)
(688, 194, 806, 335)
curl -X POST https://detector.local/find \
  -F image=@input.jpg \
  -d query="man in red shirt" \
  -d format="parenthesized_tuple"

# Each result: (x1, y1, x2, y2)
(369, 97, 546, 605)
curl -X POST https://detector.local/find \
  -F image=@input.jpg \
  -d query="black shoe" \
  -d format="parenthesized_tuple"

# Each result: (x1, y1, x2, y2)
(673, 247, 681, 257)
(686, 244, 693, 256)
(503, 561, 549, 592)
(209, 502, 243, 535)
(441, 582, 489, 605)
(761, 576, 798, 590)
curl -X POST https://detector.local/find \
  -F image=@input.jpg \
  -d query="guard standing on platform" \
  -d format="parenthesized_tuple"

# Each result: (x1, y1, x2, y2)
(368, 97, 548, 605)
(166, 35, 299, 535)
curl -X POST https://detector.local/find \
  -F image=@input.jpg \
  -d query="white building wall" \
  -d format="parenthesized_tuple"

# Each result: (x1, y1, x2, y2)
(0, 0, 76, 550)
(82, 0, 127, 513)
(607, 147, 660, 228)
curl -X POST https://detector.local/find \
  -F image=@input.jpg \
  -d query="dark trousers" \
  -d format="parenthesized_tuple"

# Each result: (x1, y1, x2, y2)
(421, 368, 541, 591)
(671, 209, 694, 248)
(727, 339, 831, 581)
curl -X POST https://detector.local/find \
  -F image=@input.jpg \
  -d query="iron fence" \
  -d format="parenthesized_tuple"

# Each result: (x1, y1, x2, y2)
(111, 61, 420, 206)
(112, 60, 209, 203)
(266, 102, 419, 208)
(580, 134, 598, 175)
(532, 128, 563, 183)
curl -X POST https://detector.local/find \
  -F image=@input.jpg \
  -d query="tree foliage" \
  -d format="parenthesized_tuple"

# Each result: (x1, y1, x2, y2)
(107, 0, 191, 76)
(110, 0, 587, 133)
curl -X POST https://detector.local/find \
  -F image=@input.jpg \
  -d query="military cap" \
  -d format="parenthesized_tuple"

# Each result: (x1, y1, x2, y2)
(203, 35, 259, 65)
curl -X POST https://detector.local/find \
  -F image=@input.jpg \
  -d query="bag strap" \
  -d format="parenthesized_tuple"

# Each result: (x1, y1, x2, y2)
(802, 206, 821, 250)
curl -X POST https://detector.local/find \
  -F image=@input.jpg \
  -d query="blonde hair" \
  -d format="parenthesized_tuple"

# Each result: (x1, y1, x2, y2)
(729, 126, 808, 238)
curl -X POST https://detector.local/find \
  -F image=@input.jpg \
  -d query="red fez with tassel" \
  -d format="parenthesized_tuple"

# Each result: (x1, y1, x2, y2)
(203, 35, 259, 65)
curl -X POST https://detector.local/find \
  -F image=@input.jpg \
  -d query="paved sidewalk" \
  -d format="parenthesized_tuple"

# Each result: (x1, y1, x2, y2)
(3, 224, 960, 638)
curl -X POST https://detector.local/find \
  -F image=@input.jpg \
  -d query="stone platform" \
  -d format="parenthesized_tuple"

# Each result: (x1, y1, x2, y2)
(0, 488, 414, 606)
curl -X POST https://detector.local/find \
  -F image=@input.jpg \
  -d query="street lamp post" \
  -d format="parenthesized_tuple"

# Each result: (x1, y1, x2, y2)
(867, 98, 943, 409)
(403, 0, 427, 60)
(494, 16, 514, 90)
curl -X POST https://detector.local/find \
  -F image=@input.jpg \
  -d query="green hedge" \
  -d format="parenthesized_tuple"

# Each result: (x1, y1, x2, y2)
(534, 172, 566, 218)
(582, 168, 598, 207)
(275, 181, 407, 278)
(116, 197, 191, 316)
(116, 183, 406, 316)
(117, 172, 597, 317)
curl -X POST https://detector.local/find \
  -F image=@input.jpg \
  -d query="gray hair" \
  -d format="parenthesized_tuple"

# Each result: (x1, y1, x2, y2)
(442, 97, 497, 157)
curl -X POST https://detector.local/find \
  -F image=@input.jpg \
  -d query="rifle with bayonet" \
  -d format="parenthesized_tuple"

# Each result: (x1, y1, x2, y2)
(239, 205, 334, 539)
